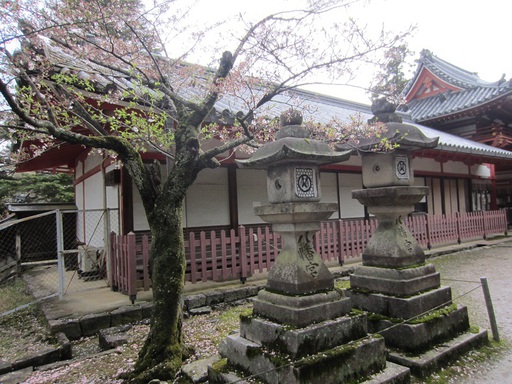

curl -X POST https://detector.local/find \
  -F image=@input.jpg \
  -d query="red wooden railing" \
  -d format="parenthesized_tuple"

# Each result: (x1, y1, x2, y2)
(110, 210, 508, 299)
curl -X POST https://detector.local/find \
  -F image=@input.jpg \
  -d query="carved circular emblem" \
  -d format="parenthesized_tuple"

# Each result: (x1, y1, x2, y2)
(297, 174, 313, 193)
(396, 160, 407, 176)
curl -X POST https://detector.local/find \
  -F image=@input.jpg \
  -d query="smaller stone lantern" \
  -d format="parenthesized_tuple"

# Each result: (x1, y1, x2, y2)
(338, 103, 488, 376)
(346, 122, 439, 267)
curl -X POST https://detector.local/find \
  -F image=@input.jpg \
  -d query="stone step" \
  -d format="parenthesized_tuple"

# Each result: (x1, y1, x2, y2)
(348, 286, 453, 319)
(363, 362, 410, 384)
(208, 359, 410, 384)
(240, 313, 368, 357)
(387, 329, 488, 377)
(216, 334, 388, 384)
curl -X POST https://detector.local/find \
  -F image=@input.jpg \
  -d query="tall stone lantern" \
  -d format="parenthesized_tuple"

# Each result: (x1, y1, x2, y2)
(338, 103, 488, 376)
(236, 110, 353, 322)
(209, 110, 410, 384)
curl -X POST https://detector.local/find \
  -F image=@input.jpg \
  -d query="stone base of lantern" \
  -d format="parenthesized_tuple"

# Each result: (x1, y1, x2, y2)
(252, 289, 352, 328)
(208, 309, 410, 384)
(348, 264, 489, 376)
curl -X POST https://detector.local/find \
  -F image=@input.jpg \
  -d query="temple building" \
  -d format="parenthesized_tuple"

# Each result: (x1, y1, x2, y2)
(402, 50, 512, 212)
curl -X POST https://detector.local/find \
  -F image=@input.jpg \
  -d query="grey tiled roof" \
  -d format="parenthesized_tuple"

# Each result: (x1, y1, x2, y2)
(403, 51, 512, 122)
(292, 89, 512, 161)
(41, 39, 512, 162)
(405, 85, 512, 122)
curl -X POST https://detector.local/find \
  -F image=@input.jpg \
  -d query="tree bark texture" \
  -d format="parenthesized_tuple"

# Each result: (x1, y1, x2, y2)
(128, 122, 203, 382)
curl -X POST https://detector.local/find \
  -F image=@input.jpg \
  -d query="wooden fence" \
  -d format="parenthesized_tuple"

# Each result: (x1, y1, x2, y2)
(109, 210, 508, 299)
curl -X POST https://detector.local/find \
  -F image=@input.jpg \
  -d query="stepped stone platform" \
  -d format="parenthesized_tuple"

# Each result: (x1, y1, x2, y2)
(348, 262, 489, 376)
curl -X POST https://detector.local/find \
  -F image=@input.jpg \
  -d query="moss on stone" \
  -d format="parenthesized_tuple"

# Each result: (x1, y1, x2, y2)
(210, 357, 229, 373)
(407, 303, 458, 324)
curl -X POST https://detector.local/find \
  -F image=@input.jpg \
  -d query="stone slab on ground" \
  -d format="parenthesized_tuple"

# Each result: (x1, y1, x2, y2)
(0, 366, 33, 384)
(48, 318, 82, 340)
(0, 359, 11, 375)
(79, 312, 111, 336)
(110, 305, 143, 326)
(98, 324, 132, 351)
(182, 354, 221, 383)
(189, 306, 212, 316)
(11, 346, 62, 371)
(388, 329, 489, 377)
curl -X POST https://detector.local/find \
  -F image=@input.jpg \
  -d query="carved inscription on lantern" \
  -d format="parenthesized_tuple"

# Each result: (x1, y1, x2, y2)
(298, 234, 320, 277)
(295, 168, 317, 198)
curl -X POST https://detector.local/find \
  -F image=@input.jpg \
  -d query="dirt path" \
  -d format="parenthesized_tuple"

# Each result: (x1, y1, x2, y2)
(429, 241, 512, 383)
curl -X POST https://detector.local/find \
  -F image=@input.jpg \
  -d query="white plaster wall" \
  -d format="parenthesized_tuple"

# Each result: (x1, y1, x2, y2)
(84, 151, 103, 173)
(414, 157, 441, 173)
(320, 172, 339, 219)
(443, 161, 469, 175)
(338, 173, 364, 218)
(184, 167, 230, 227)
(338, 155, 362, 167)
(84, 172, 104, 210)
(470, 164, 491, 178)
(237, 169, 268, 225)
(83, 172, 105, 246)
(132, 187, 149, 231)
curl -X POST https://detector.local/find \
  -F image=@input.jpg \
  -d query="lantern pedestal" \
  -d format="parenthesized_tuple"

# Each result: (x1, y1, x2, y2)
(348, 162, 487, 376)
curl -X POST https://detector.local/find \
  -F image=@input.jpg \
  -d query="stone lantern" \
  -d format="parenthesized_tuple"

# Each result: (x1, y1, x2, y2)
(236, 109, 353, 317)
(209, 110, 410, 384)
(338, 103, 488, 376)
(350, 122, 439, 267)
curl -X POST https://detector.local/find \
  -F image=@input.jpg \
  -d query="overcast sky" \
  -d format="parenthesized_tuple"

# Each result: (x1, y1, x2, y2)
(183, 0, 510, 104)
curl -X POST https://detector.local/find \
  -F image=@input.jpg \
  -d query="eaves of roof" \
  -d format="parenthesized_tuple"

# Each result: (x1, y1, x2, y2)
(403, 51, 502, 97)
(403, 119, 512, 161)
(405, 86, 512, 122)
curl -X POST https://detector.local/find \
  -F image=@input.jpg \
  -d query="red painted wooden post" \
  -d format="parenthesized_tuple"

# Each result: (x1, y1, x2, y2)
(200, 231, 208, 283)
(342, 220, 349, 260)
(211, 230, 219, 281)
(426, 215, 432, 249)
(142, 234, 150, 291)
(127, 232, 137, 303)
(220, 230, 228, 280)
(337, 219, 344, 265)
(109, 231, 118, 291)
(349, 220, 356, 258)
(248, 227, 256, 275)
(483, 211, 488, 239)
(230, 228, 237, 278)
(239, 225, 248, 282)
(455, 212, 461, 244)
(120, 234, 126, 292)
(189, 231, 197, 283)
(256, 227, 264, 273)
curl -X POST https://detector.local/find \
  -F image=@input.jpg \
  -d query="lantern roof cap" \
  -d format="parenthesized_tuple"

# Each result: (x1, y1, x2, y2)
(236, 110, 352, 169)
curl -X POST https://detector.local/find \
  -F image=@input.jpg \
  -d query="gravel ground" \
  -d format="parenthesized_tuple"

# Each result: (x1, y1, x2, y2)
(2, 241, 512, 383)
(427, 242, 512, 384)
